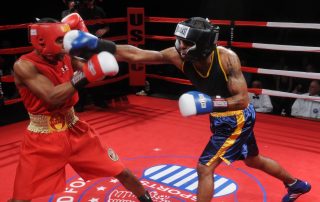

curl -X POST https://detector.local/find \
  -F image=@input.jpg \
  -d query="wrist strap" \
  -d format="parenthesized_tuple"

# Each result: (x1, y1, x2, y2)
(97, 39, 116, 54)
(212, 97, 228, 112)
(77, 39, 116, 60)
(71, 71, 88, 90)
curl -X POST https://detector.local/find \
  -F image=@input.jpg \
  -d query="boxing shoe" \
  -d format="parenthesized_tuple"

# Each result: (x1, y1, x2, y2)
(282, 179, 311, 202)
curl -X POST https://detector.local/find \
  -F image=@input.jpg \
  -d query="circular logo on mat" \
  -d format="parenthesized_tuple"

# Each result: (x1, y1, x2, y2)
(108, 148, 119, 161)
(45, 156, 268, 202)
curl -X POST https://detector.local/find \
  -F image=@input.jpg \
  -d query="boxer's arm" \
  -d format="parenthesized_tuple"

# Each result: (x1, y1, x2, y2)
(14, 60, 76, 106)
(63, 30, 116, 59)
(219, 47, 249, 110)
(115, 45, 178, 65)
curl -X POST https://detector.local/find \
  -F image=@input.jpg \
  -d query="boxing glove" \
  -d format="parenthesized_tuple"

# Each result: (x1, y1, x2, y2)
(63, 30, 116, 59)
(71, 51, 119, 90)
(61, 13, 88, 32)
(178, 91, 228, 117)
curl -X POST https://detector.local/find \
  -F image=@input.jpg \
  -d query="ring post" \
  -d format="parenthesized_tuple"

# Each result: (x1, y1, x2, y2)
(127, 7, 146, 86)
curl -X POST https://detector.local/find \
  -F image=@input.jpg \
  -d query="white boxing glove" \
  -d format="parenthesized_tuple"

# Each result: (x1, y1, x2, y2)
(178, 91, 228, 117)
(71, 51, 119, 90)
(83, 51, 119, 82)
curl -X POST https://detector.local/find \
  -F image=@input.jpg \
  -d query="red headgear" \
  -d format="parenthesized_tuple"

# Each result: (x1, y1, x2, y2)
(29, 23, 70, 56)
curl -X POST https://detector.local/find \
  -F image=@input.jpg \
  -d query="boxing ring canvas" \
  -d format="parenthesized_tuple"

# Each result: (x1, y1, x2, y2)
(0, 95, 319, 201)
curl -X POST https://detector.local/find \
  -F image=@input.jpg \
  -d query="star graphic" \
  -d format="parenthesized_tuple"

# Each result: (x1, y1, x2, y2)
(97, 186, 106, 191)
(88, 198, 99, 202)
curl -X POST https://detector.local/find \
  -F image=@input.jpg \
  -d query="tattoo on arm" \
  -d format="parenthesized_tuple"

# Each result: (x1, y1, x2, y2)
(224, 52, 249, 110)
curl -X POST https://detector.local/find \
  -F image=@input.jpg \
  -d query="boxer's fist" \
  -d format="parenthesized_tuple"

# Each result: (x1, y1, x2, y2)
(64, 30, 99, 55)
(63, 30, 116, 59)
(83, 51, 119, 81)
(179, 91, 213, 116)
(62, 13, 88, 32)
(178, 91, 228, 116)
(71, 51, 119, 90)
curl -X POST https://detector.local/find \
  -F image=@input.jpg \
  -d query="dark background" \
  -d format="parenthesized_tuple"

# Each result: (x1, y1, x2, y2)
(1, 0, 319, 49)
(1, 0, 319, 24)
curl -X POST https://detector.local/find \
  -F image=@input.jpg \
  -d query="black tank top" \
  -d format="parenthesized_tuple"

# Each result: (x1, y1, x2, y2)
(182, 47, 231, 98)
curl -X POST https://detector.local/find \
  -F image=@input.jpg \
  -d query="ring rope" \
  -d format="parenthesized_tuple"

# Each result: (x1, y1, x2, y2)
(4, 98, 22, 105)
(258, 89, 320, 101)
(235, 21, 320, 29)
(86, 74, 129, 88)
(241, 66, 320, 80)
(247, 43, 320, 52)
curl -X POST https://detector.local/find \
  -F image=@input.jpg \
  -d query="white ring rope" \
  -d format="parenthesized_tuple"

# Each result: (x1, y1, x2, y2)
(260, 89, 320, 101)
(252, 43, 320, 52)
(266, 22, 320, 30)
(258, 69, 320, 79)
(234, 21, 320, 30)
(242, 66, 320, 80)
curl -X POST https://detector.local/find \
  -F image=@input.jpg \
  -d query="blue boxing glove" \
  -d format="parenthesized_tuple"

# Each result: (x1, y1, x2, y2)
(178, 91, 228, 117)
(63, 30, 116, 59)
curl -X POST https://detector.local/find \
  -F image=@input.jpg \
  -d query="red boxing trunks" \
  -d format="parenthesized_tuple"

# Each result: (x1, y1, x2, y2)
(12, 108, 125, 200)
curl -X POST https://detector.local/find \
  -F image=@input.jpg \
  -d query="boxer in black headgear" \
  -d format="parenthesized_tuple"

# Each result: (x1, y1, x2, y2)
(115, 16, 311, 202)
(174, 17, 219, 61)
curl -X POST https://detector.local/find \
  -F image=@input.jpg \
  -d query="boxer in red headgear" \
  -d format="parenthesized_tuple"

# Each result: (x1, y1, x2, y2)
(29, 21, 71, 60)
(9, 18, 152, 202)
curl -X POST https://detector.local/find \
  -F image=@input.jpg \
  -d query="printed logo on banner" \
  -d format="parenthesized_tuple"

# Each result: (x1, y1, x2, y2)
(47, 164, 238, 202)
(127, 7, 145, 86)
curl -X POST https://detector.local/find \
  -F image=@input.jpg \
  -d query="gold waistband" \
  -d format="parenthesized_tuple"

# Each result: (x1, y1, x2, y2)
(27, 108, 79, 133)
(210, 105, 251, 117)
(210, 110, 243, 117)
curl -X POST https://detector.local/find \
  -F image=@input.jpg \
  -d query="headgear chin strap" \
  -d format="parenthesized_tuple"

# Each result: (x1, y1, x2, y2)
(29, 23, 70, 56)
(174, 17, 219, 61)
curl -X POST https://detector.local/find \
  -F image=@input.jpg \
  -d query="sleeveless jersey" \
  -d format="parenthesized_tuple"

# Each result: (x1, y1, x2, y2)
(182, 47, 231, 98)
(17, 51, 78, 115)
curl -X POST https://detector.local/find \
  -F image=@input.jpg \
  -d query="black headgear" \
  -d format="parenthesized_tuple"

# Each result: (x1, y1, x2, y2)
(174, 17, 219, 61)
